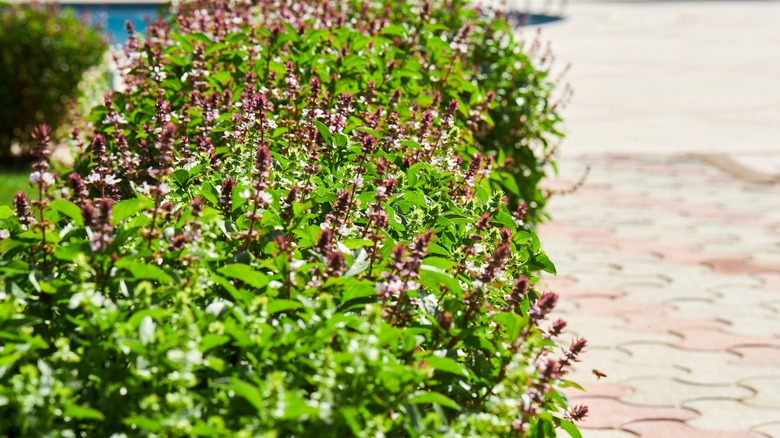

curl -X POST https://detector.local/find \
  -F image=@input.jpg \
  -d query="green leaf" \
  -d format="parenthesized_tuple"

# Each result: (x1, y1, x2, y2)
(422, 257, 458, 271)
(341, 279, 376, 302)
(338, 407, 362, 436)
(113, 197, 153, 224)
(354, 126, 381, 139)
(344, 249, 369, 278)
(210, 71, 232, 85)
(282, 392, 319, 419)
(535, 252, 557, 274)
(267, 299, 302, 314)
(0, 206, 14, 220)
(217, 264, 269, 289)
(492, 312, 525, 341)
(382, 24, 407, 37)
(200, 334, 230, 352)
(53, 242, 89, 261)
(124, 416, 162, 432)
(63, 404, 105, 421)
(227, 378, 263, 411)
(559, 379, 586, 392)
(49, 200, 82, 225)
(172, 168, 190, 187)
(419, 265, 462, 298)
(409, 392, 462, 411)
(556, 418, 583, 438)
(115, 260, 173, 283)
(312, 121, 333, 146)
(424, 355, 469, 378)
(170, 32, 193, 52)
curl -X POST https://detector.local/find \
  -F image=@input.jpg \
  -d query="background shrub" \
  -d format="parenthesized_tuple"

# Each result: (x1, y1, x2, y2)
(0, 2, 106, 160)
(175, 0, 566, 220)
(0, 1, 585, 436)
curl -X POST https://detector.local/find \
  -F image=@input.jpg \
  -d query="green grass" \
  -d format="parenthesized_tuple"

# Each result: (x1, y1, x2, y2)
(0, 170, 35, 206)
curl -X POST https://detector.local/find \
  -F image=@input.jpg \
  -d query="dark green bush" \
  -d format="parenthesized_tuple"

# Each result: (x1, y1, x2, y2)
(0, 2, 106, 159)
(0, 1, 585, 436)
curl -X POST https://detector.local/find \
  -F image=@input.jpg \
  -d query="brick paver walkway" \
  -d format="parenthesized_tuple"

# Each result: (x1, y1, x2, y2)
(539, 154, 780, 437)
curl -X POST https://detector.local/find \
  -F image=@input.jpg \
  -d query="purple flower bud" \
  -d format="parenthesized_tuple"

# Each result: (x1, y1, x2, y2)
(81, 202, 96, 228)
(550, 319, 567, 337)
(13, 192, 32, 229)
(255, 142, 271, 175)
(446, 99, 459, 115)
(220, 178, 236, 212)
(316, 228, 333, 255)
(361, 135, 377, 155)
(326, 251, 345, 275)
(568, 405, 589, 422)
(418, 110, 433, 140)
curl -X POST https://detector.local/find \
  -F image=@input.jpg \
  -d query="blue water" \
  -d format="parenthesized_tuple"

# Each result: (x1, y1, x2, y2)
(60, 4, 559, 45)
(510, 13, 564, 27)
(63, 3, 169, 45)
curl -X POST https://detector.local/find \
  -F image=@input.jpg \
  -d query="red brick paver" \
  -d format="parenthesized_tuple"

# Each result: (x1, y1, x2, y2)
(540, 155, 780, 437)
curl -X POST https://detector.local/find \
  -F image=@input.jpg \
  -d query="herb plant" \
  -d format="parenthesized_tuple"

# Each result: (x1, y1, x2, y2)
(0, 1, 584, 436)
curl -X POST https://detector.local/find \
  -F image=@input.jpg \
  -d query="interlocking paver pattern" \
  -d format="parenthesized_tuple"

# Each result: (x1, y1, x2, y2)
(539, 155, 780, 436)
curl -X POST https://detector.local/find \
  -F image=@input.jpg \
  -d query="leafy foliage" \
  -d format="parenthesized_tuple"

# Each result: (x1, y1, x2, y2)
(0, 3, 106, 159)
(0, 1, 584, 436)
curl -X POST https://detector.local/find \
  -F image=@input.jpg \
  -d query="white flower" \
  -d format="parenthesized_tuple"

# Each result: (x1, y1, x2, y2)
(205, 299, 227, 316)
(41, 172, 55, 185)
(0, 229, 9, 239)
(258, 191, 273, 205)
(29, 171, 41, 185)
(103, 174, 122, 185)
(139, 316, 156, 345)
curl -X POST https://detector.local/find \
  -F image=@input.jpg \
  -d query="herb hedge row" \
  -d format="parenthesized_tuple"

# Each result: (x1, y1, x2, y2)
(0, 1, 585, 436)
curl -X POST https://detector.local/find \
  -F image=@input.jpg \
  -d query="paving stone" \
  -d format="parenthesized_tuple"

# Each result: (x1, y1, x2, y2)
(670, 327, 780, 351)
(739, 377, 780, 409)
(751, 422, 780, 438)
(684, 399, 778, 432)
(618, 343, 768, 386)
(619, 283, 719, 305)
(564, 382, 634, 401)
(541, 153, 780, 435)
(572, 397, 697, 430)
(558, 429, 639, 438)
(561, 346, 691, 385)
(620, 310, 728, 333)
(622, 377, 752, 408)
(670, 300, 775, 323)
(713, 315, 780, 339)
(756, 272, 780, 292)
(709, 285, 780, 309)
(570, 296, 666, 319)
(622, 420, 763, 438)
(563, 317, 682, 351)
(729, 346, 780, 367)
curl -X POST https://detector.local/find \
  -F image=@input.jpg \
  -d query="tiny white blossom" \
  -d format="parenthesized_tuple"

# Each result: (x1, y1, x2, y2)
(29, 171, 41, 185)
(139, 316, 156, 345)
(258, 191, 273, 205)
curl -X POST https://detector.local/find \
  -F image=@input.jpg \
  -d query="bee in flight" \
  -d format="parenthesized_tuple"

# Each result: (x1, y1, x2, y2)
(592, 369, 607, 380)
